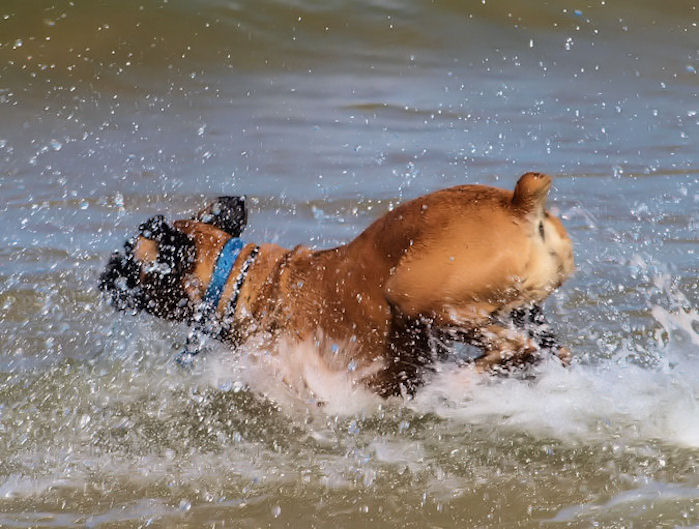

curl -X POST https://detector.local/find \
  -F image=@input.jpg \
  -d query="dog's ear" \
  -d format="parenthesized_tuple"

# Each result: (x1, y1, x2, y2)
(195, 196, 247, 237)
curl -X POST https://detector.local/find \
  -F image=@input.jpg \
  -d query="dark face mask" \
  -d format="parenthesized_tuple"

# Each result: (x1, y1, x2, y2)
(99, 215, 196, 321)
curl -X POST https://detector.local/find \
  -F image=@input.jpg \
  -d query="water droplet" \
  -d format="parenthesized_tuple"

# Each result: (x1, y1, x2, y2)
(13, 39, 22, 48)
(49, 139, 62, 151)
(272, 505, 281, 518)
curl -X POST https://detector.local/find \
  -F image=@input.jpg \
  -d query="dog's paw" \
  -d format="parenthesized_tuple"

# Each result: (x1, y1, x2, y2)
(554, 346, 572, 366)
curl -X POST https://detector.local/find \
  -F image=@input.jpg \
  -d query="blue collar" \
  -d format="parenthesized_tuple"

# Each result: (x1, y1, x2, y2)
(203, 237, 245, 312)
(177, 237, 259, 366)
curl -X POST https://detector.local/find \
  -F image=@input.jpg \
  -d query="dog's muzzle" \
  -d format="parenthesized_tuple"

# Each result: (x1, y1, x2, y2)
(99, 217, 197, 319)
(99, 241, 146, 312)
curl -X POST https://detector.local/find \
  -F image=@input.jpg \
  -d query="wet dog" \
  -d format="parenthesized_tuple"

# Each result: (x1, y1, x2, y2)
(100, 172, 573, 397)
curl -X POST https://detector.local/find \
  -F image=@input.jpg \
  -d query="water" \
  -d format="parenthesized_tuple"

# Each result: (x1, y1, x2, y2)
(1, 0, 697, 527)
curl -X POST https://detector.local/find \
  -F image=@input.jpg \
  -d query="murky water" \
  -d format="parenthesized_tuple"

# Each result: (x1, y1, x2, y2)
(1, 0, 697, 527)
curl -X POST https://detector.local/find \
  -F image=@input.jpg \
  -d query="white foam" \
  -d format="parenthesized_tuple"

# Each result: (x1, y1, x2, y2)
(196, 305, 698, 447)
(0, 473, 84, 499)
(201, 337, 382, 416)
(411, 354, 699, 447)
(550, 479, 699, 522)
(414, 303, 699, 446)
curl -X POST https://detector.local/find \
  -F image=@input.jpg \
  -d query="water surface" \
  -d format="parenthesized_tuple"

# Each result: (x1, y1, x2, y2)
(0, 1, 697, 527)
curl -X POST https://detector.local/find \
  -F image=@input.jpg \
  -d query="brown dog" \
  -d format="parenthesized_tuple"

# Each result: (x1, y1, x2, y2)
(100, 172, 573, 397)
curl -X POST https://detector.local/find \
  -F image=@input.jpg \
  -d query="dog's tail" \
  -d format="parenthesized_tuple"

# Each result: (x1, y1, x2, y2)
(511, 172, 552, 214)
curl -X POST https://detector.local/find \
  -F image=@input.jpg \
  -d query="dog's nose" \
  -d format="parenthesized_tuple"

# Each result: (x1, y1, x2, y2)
(99, 253, 121, 292)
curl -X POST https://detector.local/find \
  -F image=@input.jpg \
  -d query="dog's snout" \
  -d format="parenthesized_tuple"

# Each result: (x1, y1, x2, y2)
(99, 223, 195, 318)
(99, 250, 142, 308)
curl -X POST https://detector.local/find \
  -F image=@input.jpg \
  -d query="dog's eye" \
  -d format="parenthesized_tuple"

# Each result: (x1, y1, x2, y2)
(539, 221, 545, 240)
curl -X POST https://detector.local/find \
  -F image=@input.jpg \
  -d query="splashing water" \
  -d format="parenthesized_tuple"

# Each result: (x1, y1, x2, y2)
(1, 0, 698, 526)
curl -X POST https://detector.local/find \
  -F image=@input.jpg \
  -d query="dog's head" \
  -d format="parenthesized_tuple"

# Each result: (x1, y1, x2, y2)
(99, 196, 247, 321)
(99, 215, 198, 320)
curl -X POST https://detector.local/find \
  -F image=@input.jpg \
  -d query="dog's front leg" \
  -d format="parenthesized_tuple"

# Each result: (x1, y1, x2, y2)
(469, 324, 540, 373)
(510, 304, 571, 365)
